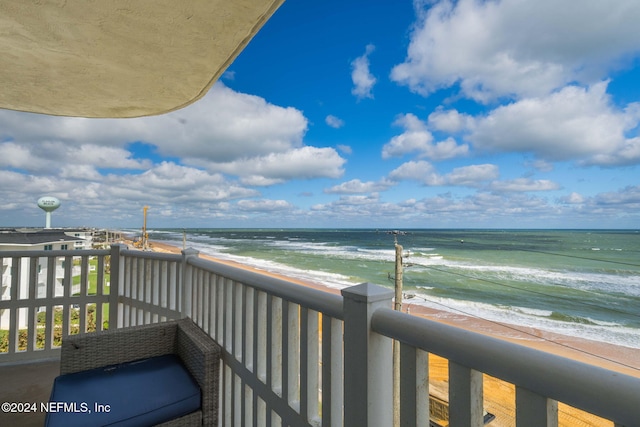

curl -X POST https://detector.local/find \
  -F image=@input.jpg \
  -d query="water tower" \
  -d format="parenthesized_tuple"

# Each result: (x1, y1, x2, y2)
(37, 196, 61, 229)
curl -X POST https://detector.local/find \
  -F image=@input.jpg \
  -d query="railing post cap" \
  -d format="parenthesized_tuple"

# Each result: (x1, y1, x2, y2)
(182, 247, 200, 257)
(342, 282, 394, 303)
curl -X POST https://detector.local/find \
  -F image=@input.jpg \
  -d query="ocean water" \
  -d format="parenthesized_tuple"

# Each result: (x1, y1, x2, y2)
(146, 228, 640, 349)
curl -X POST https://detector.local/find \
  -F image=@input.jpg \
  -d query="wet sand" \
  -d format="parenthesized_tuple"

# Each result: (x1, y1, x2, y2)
(148, 240, 639, 426)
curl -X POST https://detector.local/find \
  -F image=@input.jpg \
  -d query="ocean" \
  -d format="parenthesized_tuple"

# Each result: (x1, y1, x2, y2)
(145, 228, 640, 349)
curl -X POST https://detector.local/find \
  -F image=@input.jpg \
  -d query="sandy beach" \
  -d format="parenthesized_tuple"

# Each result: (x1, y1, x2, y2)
(147, 240, 638, 426)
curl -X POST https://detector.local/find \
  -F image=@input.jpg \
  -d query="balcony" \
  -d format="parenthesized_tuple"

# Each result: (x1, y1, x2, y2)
(1, 245, 639, 426)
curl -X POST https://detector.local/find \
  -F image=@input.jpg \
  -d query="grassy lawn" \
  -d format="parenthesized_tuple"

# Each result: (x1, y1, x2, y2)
(72, 257, 110, 295)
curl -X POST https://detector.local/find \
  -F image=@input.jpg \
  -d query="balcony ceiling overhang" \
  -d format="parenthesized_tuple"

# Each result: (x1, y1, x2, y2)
(0, 0, 284, 118)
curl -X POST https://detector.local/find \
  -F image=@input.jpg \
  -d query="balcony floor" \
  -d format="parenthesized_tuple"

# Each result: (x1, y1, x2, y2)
(0, 358, 60, 427)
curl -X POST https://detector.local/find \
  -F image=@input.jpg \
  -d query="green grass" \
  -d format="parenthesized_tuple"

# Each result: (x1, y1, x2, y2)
(72, 257, 110, 295)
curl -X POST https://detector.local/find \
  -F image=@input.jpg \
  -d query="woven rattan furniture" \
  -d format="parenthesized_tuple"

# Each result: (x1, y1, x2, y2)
(51, 318, 220, 427)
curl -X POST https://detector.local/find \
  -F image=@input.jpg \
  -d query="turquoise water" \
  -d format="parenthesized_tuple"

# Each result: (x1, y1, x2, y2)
(148, 229, 640, 348)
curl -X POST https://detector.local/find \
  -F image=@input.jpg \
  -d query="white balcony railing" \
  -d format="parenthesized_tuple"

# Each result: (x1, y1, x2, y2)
(1, 245, 639, 426)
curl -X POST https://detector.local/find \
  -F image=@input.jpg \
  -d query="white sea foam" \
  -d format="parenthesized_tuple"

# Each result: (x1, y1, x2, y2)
(407, 292, 640, 349)
(187, 242, 354, 290)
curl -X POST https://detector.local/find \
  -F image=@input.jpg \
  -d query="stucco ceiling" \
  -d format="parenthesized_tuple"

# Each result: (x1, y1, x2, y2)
(0, 0, 284, 118)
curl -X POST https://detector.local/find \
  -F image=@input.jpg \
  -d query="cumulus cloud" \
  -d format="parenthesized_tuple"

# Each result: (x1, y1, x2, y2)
(0, 141, 150, 173)
(387, 160, 563, 194)
(388, 160, 444, 185)
(351, 44, 377, 100)
(467, 81, 640, 165)
(382, 113, 469, 160)
(389, 161, 498, 188)
(427, 108, 472, 133)
(446, 164, 500, 187)
(336, 144, 352, 155)
(206, 146, 346, 186)
(593, 185, 640, 206)
(237, 199, 294, 212)
(561, 192, 585, 204)
(326, 115, 345, 128)
(324, 178, 395, 194)
(489, 178, 560, 192)
(391, 0, 640, 102)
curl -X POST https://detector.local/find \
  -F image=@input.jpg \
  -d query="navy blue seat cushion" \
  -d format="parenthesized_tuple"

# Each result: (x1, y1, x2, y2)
(45, 354, 201, 427)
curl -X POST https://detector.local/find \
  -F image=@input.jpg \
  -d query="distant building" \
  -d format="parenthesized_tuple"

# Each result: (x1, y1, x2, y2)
(0, 229, 87, 329)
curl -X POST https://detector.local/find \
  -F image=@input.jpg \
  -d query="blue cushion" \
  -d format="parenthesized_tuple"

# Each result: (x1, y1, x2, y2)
(45, 354, 201, 427)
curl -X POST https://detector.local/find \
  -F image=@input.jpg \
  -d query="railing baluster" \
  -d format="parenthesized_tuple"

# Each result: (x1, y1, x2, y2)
(26, 257, 37, 352)
(96, 255, 104, 330)
(400, 342, 417, 426)
(45, 256, 55, 349)
(416, 349, 430, 426)
(244, 380, 253, 427)
(225, 278, 234, 354)
(234, 373, 242, 427)
(306, 309, 320, 425)
(256, 291, 267, 382)
(448, 362, 484, 427)
(223, 364, 232, 427)
(287, 302, 301, 413)
(330, 317, 344, 427)
(271, 297, 283, 397)
(516, 386, 558, 427)
(8, 257, 19, 354)
(79, 255, 89, 332)
(266, 294, 273, 389)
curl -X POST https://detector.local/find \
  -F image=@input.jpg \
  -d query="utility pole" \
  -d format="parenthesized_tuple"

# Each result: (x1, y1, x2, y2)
(142, 206, 149, 251)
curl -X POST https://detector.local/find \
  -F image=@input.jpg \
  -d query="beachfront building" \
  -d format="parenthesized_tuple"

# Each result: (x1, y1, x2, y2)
(62, 228, 95, 250)
(0, 230, 85, 329)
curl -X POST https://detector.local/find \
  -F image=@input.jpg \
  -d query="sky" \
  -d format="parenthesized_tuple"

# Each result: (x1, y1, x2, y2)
(1, 0, 640, 229)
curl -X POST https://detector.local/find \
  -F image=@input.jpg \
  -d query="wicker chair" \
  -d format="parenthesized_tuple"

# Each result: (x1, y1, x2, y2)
(56, 318, 220, 427)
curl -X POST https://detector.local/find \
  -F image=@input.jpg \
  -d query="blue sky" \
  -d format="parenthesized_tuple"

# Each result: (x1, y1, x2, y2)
(1, 0, 640, 229)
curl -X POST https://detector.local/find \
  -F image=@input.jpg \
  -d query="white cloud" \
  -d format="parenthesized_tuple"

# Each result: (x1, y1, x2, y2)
(468, 81, 640, 165)
(207, 146, 346, 186)
(326, 115, 345, 128)
(392, 0, 640, 102)
(0, 141, 150, 173)
(336, 144, 352, 155)
(561, 192, 585, 204)
(324, 178, 395, 194)
(489, 178, 560, 192)
(237, 199, 294, 212)
(382, 113, 469, 160)
(389, 162, 505, 189)
(593, 185, 640, 206)
(428, 108, 472, 133)
(388, 160, 444, 185)
(351, 44, 377, 100)
(446, 164, 500, 187)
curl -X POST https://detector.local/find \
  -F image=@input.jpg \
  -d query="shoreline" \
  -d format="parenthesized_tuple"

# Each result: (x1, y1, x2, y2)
(147, 239, 637, 426)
